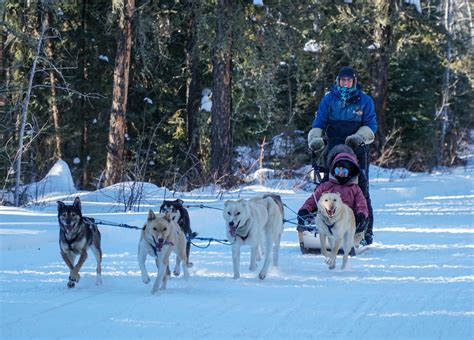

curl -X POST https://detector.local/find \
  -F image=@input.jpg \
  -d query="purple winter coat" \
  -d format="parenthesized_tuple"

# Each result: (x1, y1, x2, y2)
(300, 151, 369, 218)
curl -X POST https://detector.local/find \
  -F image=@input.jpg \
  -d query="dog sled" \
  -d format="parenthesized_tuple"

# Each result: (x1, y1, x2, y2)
(296, 151, 369, 256)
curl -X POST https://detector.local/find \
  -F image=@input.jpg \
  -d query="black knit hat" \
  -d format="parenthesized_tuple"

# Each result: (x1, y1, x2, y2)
(337, 66, 357, 80)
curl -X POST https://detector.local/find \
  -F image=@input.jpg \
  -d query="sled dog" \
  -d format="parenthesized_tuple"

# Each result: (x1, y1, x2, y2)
(138, 210, 189, 294)
(316, 192, 357, 270)
(57, 197, 102, 288)
(223, 195, 284, 280)
(159, 199, 197, 272)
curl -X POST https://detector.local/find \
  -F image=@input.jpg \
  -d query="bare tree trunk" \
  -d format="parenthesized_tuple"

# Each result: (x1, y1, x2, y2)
(104, 0, 135, 186)
(185, 0, 202, 181)
(371, 0, 394, 156)
(14, 15, 45, 206)
(80, 0, 91, 188)
(437, 0, 453, 166)
(210, 0, 234, 186)
(45, 9, 62, 159)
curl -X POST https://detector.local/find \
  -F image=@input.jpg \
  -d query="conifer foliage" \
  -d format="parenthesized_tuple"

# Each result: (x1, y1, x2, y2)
(0, 0, 472, 203)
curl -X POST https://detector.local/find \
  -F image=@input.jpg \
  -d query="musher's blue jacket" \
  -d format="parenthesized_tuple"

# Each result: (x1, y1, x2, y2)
(312, 84, 378, 147)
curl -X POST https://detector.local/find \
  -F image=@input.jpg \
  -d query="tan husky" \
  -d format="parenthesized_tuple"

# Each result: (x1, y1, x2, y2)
(223, 195, 284, 280)
(316, 192, 360, 270)
(138, 210, 189, 294)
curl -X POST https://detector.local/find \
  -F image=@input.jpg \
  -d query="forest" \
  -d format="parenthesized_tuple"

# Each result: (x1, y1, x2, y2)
(0, 0, 472, 205)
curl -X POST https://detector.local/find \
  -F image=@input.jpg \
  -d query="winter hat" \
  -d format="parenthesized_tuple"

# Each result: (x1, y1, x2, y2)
(337, 66, 357, 80)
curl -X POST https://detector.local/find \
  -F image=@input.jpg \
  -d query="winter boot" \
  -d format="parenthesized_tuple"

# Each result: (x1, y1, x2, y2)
(364, 232, 373, 245)
(297, 230, 308, 254)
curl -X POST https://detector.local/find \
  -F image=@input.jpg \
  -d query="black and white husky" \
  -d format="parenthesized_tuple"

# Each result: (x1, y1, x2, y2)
(57, 197, 102, 288)
(159, 199, 197, 269)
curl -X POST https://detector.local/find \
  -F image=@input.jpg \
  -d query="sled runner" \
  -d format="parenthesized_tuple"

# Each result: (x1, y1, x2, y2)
(298, 224, 369, 255)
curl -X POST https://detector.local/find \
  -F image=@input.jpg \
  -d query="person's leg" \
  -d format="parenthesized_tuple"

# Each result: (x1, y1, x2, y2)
(355, 146, 374, 245)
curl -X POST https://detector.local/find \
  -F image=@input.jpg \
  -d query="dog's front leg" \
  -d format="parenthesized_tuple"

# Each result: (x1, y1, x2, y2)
(61, 251, 77, 288)
(138, 246, 150, 284)
(319, 233, 329, 259)
(232, 244, 241, 279)
(161, 246, 173, 290)
(327, 237, 342, 270)
(152, 253, 167, 294)
(69, 251, 88, 287)
(61, 250, 75, 271)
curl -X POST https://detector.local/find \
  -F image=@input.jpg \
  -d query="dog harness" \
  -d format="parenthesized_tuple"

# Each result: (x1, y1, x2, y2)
(319, 214, 335, 235)
(228, 223, 251, 241)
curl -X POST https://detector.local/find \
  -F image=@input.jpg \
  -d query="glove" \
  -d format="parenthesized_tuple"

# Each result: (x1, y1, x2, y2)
(308, 128, 324, 151)
(355, 213, 368, 233)
(345, 126, 375, 149)
(345, 134, 364, 149)
(297, 209, 313, 230)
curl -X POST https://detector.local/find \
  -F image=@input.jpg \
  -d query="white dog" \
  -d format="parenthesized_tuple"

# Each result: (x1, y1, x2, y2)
(223, 195, 284, 280)
(315, 192, 358, 270)
(138, 210, 189, 294)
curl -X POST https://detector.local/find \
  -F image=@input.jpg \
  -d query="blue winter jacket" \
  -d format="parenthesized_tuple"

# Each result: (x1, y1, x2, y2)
(312, 84, 378, 147)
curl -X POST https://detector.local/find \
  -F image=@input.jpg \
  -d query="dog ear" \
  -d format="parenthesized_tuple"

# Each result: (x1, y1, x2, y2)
(57, 201, 65, 211)
(163, 212, 172, 222)
(148, 209, 156, 220)
(73, 197, 81, 210)
(176, 199, 184, 205)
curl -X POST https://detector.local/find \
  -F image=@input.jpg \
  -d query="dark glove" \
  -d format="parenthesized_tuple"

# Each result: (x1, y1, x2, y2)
(355, 213, 368, 233)
(345, 126, 375, 149)
(297, 209, 313, 230)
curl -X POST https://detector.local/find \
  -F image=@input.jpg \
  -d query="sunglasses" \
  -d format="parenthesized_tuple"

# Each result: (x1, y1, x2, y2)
(334, 167, 349, 177)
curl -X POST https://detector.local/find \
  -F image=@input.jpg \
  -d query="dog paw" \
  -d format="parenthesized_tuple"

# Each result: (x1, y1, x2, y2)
(249, 264, 257, 271)
(67, 280, 75, 288)
(187, 262, 193, 268)
(258, 272, 266, 280)
(233, 273, 240, 280)
(329, 264, 336, 270)
(142, 276, 151, 284)
(173, 270, 180, 277)
(96, 277, 103, 286)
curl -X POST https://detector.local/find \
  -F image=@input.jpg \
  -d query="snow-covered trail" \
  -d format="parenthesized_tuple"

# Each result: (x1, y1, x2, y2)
(1, 166, 473, 339)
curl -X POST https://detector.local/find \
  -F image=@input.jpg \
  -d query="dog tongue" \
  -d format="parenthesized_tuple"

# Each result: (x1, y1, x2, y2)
(66, 225, 75, 232)
(229, 226, 237, 237)
(156, 240, 164, 251)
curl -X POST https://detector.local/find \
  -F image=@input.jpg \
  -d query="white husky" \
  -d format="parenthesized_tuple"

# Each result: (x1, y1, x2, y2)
(223, 195, 284, 280)
(138, 210, 189, 294)
(316, 192, 359, 270)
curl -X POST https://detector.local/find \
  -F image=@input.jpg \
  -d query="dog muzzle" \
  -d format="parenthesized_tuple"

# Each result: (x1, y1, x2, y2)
(325, 207, 336, 218)
(228, 221, 240, 237)
(64, 224, 76, 233)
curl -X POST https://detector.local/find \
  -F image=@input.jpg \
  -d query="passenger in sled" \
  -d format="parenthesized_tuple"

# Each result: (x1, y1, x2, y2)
(297, 145, 369, 254)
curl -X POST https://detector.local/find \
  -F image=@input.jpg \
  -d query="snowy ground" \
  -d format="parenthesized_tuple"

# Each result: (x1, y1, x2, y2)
(0, 162, 473, 339)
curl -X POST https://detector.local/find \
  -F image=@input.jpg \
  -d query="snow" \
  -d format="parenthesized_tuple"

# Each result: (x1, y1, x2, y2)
(1, 160, 473, 339)
(303, 40, 321, 53)
(200, 88, 212, 112)
(98, 55, 109, 62)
